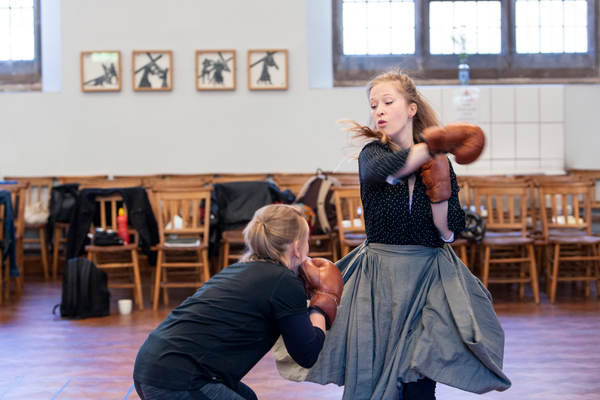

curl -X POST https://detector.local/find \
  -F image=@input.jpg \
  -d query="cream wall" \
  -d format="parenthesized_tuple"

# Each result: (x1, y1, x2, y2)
(0, 0, 598, 179)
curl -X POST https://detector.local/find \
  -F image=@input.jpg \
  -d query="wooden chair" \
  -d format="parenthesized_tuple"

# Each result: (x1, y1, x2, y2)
(212, 174, 270, 184)
(332, 187, 366, 258)
(52, 222, 69, 280)
(537, 180, 600, 303)
(84, 193, 144, 310)
(471, 179, 540, 304)
(271, 173, 313, 196)
(320, 172, 360, 187)
(0, 182, 27, 299)
(152, 188, 212, 310)
(567, 169, 600, 211)
(79, 179, 144, 189)
(221, 229, 246, 271)
(113, 174, 165, 188)
(55, 175, 109, 185)
(452, 176, 471, 268)
(5, 177, 54, 280)
(162, 174, 214, 186)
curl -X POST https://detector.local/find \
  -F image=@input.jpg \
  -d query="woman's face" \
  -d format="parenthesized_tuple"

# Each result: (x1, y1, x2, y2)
(369, 82, 417, 146)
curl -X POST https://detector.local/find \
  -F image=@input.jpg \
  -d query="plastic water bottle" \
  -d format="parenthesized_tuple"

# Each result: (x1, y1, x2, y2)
(117, 208, 129, 244)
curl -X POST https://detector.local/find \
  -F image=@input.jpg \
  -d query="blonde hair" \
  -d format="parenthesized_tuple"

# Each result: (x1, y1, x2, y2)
(342, 67, 440, 155)
(240, 204, 308, 265)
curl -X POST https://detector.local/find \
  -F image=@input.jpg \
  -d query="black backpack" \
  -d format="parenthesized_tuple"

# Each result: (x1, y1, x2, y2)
(53, 258, 110, 319)
(295, 169, 341, 235)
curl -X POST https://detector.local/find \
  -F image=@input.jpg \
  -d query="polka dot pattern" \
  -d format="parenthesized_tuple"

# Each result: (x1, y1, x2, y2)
(358, 141, 466, 248)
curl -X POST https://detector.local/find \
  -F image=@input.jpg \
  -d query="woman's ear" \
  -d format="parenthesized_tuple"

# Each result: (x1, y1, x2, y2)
(409, 103, 417, 118)
(292, 240, 301, 259)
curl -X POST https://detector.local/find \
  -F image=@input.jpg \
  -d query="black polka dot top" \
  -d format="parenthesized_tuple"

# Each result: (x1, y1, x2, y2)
(358, 141, 465, 248)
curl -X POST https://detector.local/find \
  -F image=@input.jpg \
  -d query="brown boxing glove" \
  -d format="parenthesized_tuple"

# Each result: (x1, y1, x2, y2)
(299, 257, 344, 330)
(444, 122, 485, 164)
(421, 154, 451, 203)
(422, 122, 485, 165)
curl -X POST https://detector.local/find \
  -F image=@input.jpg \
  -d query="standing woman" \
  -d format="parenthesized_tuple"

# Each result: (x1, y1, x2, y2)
(134, 204, 340, 400)
(276, 68, 511, 399)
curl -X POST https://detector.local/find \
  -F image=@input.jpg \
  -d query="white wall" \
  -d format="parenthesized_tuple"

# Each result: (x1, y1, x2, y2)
(1, 0, 599, 179)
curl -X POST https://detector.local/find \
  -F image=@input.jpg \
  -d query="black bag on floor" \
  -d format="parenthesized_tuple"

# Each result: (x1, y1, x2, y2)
(53, 258, 110, 319)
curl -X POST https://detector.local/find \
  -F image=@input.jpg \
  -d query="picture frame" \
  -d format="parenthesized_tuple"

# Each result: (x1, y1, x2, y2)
(80, 51, 121, 92)
(196, 50, 236, 91)
(247, 49, 288, 90)
(132, 50, 173, 91)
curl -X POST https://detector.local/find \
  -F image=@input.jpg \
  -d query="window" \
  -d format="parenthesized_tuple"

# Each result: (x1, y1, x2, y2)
(333, 0, 599, 85)
(0, 0, 41, 90)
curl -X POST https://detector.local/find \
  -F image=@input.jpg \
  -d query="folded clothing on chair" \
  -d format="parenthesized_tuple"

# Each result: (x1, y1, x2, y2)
(92, 229, 124, 246)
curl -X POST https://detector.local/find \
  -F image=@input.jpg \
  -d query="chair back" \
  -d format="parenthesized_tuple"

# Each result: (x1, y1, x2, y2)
(55, 175, 109, 185)
(471, 180, 530, 237)
(0, 183, 27, 237)
(90, 193, 129, 232)
(4, 177, 54, 207)
(79, 179, 144, 189)
(332, 186, 365, 241)
(154, 189, 212, 246)
(567, 169, 600, 211)
(536, 180, 594, 239)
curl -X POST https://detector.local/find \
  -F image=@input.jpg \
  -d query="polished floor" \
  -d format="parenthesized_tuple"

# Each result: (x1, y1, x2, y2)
(1, 272, 599, 400)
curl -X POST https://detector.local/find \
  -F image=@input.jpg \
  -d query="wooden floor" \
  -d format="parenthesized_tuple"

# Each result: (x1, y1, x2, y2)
(1, 273, 599, 400)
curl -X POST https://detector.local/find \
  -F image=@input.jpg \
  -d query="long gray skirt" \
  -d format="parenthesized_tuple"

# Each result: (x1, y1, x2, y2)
(274, 243, 512, 400)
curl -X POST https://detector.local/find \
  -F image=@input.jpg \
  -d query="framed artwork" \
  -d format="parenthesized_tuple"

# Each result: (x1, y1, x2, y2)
(196, 50, 236, 90)
(132, 50, 173, 91)
(81, 51, 121, 92)
(247, 49, 288, 90)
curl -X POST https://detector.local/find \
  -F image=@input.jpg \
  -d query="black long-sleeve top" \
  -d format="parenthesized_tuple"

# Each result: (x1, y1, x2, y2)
(134, 261, 324, 392)
(358, 141, 465, 247)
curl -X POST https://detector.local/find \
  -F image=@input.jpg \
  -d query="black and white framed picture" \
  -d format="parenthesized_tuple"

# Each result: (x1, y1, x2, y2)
(132, 50, 173, 91)
(196, 50, 236, 90)
(247, 49, 288, 90)
(81, 51, 121, 92)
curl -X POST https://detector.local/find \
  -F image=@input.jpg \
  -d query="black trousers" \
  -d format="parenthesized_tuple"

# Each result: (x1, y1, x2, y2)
(401, 377, 436, 400)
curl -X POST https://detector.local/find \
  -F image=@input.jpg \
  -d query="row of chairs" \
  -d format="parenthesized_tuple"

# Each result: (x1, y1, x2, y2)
(0, 173, 360, 309)
(3, 170, 600, 308)
(454, 173, 600, 304)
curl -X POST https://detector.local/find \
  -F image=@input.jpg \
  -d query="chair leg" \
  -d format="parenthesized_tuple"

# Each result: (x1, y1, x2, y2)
(153, 250, 163, 311)
(550, 244, 560, 304)
(52, 226, 61, 280)
(4, 264, 8, 300)
(38, 227, 50, 280)
(202, 249, 210, 284)
(332, 237, 339, 263)
(460, 245, 468, 269)
(162, 265, 169, 306)
(528, 244, 540, 305)
(222, 241, 230, 270)
(15, 237, 23, 297)
(131, 250, 143, 311)
(585, 246, 592, 298)
(482, 246, 491, 287)
(519, 247, 526, 300)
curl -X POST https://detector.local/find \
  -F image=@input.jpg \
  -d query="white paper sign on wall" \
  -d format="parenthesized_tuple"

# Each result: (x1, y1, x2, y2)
(453, 87, 480, 124)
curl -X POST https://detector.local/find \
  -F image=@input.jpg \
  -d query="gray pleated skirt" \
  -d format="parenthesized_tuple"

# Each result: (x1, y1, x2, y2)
(274, 243, 511, 400)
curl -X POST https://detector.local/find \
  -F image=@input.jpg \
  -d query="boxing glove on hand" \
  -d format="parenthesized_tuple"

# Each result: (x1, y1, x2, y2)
(421, 155, 451, 203)
(299, 257, 344, 330)
(422, 122, 485, 165)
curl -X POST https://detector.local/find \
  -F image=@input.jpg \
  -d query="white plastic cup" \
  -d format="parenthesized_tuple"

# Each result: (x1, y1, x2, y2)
(118, 299, 133, 315)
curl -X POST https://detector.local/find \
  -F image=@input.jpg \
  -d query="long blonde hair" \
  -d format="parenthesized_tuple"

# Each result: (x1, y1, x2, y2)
(240, 204, 308, 265)
(343, 67, 440, 155)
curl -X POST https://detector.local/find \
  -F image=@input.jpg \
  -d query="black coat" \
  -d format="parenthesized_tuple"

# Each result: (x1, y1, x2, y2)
(65, 187, 159, 265)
